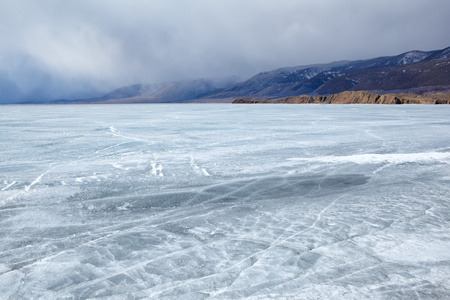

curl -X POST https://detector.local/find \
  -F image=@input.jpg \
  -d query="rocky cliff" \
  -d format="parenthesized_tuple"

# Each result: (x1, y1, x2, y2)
(233, 91, 450, 104)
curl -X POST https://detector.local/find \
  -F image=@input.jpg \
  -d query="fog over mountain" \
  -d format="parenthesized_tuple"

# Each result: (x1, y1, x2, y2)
(51, 46, 449, 104)
(1, 0, 450, 103)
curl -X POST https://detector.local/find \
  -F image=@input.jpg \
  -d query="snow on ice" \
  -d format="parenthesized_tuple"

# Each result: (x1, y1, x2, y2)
(1, 104, 450, 299)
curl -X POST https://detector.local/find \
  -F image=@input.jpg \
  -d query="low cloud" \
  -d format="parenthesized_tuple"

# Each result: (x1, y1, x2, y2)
(1, 0, 449, 102)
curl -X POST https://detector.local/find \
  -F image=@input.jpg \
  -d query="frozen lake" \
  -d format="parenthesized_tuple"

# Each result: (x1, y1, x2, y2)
(1, 104, 450, 299)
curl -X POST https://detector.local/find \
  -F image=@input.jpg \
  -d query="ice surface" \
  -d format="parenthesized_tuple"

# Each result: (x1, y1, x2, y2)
(1, 104, 450, 299)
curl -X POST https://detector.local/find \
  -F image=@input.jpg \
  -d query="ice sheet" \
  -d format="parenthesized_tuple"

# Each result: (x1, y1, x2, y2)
(1, 104, 450, 299)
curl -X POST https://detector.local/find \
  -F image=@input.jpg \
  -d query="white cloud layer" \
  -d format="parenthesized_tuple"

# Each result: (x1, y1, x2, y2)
(1, 0, 449, 102)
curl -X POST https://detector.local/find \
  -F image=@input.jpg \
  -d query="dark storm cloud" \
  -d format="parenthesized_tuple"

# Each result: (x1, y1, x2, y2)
(1, 0, 449, 102)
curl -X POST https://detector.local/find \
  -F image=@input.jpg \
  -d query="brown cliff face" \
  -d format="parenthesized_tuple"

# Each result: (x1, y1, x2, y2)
(233, 91, 450, 104)
(325, 91, 401, 104)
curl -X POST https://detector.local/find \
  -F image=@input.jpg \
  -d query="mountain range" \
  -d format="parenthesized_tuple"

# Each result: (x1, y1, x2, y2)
(202, 46, 450, 101)
(44, 46, 450, 103)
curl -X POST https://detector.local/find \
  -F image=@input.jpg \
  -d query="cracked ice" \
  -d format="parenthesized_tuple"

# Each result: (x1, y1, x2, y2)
(1, 104, 450, 299)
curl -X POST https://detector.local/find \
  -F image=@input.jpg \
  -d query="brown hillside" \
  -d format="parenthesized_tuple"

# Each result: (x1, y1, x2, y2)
(233, 91, 450, 104)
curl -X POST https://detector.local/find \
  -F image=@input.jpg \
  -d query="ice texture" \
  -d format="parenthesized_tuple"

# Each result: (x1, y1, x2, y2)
(1, 104, 450, 299)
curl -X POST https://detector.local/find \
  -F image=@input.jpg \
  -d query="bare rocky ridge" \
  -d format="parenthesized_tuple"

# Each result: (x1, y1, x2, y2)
(233, 91, 450, 104)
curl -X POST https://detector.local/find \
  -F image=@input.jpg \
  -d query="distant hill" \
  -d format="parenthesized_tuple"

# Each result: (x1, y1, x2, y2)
(54, 78, 240, 104)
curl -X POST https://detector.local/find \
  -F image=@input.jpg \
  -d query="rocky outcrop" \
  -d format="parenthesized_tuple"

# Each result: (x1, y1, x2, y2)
(232, 98, 273, 104)
(233, 91, 450, 104)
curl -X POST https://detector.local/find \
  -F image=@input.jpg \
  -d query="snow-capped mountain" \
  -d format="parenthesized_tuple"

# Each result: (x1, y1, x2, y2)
(201, 46, 450, 100)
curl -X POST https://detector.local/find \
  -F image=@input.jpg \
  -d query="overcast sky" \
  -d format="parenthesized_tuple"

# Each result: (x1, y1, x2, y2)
(1, 0, 450, 102)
